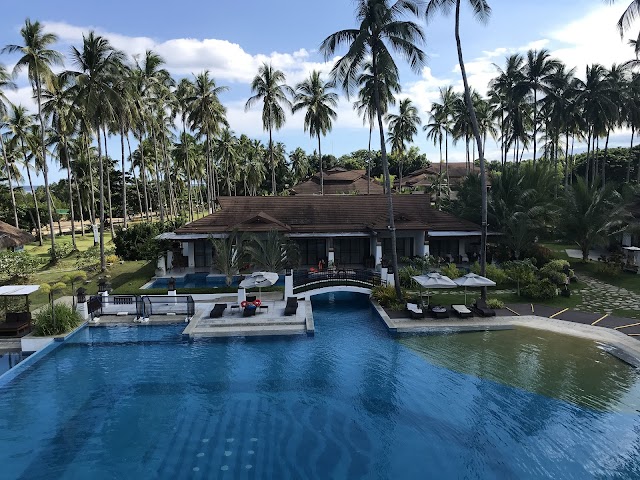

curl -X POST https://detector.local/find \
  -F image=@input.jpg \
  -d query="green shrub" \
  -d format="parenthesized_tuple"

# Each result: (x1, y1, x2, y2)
(539, 260, 572, 285)
(113, 221, 184, 261)
(595, 262, 621, 277)
(486, 298, 505, 309)
(33, 304, 81, 336)
(440, 263, 461, 280)
(521, 279, 558, 300)
(502, 259, 537, 295)
(0, 251, 40, 280)
(48, 242, 73, 260)
(399, 266, 421, 289)
(106, 254, 120, 264)
(470, 262, 508, 285)
(523, 244, 553, 266)
(371, 285, 406, 307)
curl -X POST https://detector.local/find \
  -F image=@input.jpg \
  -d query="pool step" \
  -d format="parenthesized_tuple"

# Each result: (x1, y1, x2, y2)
(191, 323, 306, 338)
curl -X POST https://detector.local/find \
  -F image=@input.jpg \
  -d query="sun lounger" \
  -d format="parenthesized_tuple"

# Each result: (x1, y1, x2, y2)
(451, 304, 473, 318)
(284, 297, 298, 316)
(472, 299, 496, 317)
(429, 305, 449, 319)
(405, 303, 424, 319)
(209, 304, 227, 318)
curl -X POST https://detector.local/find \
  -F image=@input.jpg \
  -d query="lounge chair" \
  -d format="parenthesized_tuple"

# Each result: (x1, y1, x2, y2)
(284, 297, 298, 316)
(472, 299, 496, 317)
(451, 304, 473, 318)
(209, 303, 227, 318)
(405, 303, 424, 319)
(243, 305, 257, 317)
(429, 305, 449, 319)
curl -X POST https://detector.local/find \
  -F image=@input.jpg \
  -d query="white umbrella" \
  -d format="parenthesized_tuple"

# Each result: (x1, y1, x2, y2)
(453, 273, 496, 304)
(412, 273, 457, 306)
(239, 271, 279, 301)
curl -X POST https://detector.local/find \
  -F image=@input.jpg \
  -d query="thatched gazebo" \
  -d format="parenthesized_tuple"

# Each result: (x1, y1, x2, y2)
(0, 220, 35, 250)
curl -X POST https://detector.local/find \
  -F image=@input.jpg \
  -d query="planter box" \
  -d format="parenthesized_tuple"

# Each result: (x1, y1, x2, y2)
(21, 322, 87, 353)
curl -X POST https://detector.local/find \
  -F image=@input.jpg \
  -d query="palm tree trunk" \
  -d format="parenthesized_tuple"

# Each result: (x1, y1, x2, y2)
(455, 0, 487, 296)
(205, 133, 213, 211)
(34, 75, 56, 262)
(627, 126, 634, 183)
(22, 140, 42, 245)
(602, 130, 610, 187)
(372, 52, 401, 300)
(138, 131, 150, 221)
(64, 141, 77, 249)
(585, 128, 591, 183)
(269, 127, 276, 195)
(533, 87, 538, 167)
(151, 128, 164, 222)
(103, 128, 115, 237)
(96, 123, 106, 272)
(1, 138, 19, 228)
(75, 176, 85, 237)
(121, 128, 127, 229)
(445, 133, 450, 187)
(183, 123, 193, 222)
(318, 133, 323, 195)
(84, 134, 97, 237)
(367, 124, 372, 195)
(564, 129, 570, 188)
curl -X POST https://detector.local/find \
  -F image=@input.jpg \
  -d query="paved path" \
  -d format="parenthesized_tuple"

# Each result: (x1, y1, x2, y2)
(574, 277, 640, 314)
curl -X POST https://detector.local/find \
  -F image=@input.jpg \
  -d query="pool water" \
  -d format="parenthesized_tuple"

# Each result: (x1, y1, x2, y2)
(1, 293, 639, 479)
(147, 273, 285, 289)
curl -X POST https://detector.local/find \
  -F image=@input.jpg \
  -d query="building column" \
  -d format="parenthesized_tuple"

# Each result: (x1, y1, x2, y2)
(75, 288, 88, 321)
(187, 242, 195, 268)
(416, 231, 426, 256)
(167, 250, 174, 271)
(285, 270, 294, 299)
(156, 255, 166, 276)
(375, 241, 383, 268)
(328, 247, 335, 267)
(424, 237, 430, 257)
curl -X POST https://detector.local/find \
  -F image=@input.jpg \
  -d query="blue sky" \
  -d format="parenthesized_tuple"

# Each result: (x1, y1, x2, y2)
(1, 0, 637, 182)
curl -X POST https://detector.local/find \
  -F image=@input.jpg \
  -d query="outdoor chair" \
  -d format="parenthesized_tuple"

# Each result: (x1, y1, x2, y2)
(0, 312, 32, 337)
(429, 305, 449, 319)
(243, 305, 257, 317)
(405, 303, 424, 319)
(284, 297, 298, 316)
(209, 304, 227, 318)
(471, 299, 496, 317)
(451, 304, 473, 318)
(246, 295, 257, 302)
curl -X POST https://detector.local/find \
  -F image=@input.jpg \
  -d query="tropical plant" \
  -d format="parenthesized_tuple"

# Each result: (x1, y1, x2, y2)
(210, 231, 244, 286)
(321, 0, 426, 300)
(245, 64, 293, 195)
(244, 230, 300, 272)
(387, 98, 421, 191)
(502, 259, 537, 295)
(33, 303, 81, 337)
(0, 63, 19, 228)
(0, 250, 40, 280)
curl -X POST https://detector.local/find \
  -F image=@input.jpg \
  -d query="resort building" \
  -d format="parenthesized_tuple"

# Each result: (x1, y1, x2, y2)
(161, 195, 483, 271)
(290, 167, 383, 195)
(397, 162, 479, 192)
(0, 220, 34, 251)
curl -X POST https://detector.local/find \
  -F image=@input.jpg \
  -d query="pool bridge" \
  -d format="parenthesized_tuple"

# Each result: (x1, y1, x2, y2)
(290, 269, 385, 299)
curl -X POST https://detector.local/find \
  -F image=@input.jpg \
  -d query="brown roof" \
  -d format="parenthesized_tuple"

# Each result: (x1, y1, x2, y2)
(175, 196, 481, 235)
(291, 168, 384, 195)
(399, 162, 477, 187)
(0, 221, 35, 249)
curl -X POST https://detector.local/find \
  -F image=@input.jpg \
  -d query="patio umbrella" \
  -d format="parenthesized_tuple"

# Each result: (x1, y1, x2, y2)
(239, 272, 279, 300)
(412, 273, 457, 306)
(453, 273, 496, 305)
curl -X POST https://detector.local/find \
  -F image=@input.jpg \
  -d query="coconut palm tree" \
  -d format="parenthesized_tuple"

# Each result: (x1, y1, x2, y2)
(387, 98, 421, 190)
(69, 32, 125, 271)
(175, 78, 195, 219)
(289, 147, 310, 184)
(425, 0, 490, 297)
(213, 128, 238, 196)
(0, 64, 19, 228)
(6, 105, 43, 244)
(321, 0, 426, 299)
(4, 19, 62, 262)
(611, 1, 640, 38)
(293, 71, 338, 195)
(353, 60, 401, 193)
(245, 64, 293, 195)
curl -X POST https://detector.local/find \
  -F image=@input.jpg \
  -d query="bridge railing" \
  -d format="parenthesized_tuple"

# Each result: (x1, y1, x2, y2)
(292, 269, 384, 293)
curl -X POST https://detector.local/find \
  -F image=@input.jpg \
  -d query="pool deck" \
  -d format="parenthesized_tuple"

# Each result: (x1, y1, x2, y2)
(372, 302, 640, 368)
(183, 298, 311, 338)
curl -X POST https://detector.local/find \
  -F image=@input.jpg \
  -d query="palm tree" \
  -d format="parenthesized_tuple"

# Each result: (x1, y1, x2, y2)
(245, 64, 293, 195)
(0, 64, 19, 228)
(321, 0, 426, 299)
(69, 32, 125, 271)
(6, 105, 43, 244)
(611, 1, 640, 38)
(293, 71, 338, 195)
(213, 128, 238, 196)
(522, 49, 561, 165)
(387, 98, 421, 190)
(175, 78, 195, 219)
(353, 60, 400, 193)
(4, 19, 63, 262)
(426, 0, 490, 297)
(289, 147, 309, 184)
(42, 72, 78, 249)
(424, 107, 448, 203)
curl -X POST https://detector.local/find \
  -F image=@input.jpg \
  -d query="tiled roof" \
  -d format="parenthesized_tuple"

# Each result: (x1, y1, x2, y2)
(399, 162, 486, 187)
(291, 168, 384, 195)
(175, 195, 481, 235)
(0, 220, 34, 249)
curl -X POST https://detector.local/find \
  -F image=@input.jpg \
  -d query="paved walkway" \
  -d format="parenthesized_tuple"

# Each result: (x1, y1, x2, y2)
(574, 277, 640, 314)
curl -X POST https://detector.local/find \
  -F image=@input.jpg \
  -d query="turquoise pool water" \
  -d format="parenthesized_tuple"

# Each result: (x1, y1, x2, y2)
(146, 273, 285, 289)
(0, 292, 639, 479)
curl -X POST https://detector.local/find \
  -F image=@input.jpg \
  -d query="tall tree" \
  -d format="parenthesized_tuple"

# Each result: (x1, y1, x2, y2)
(426, 0, 491, 297)
(4, 19, 63, 262)
(293, 71, 338, 195)
(387, 98, 421, 190)
(321, 0, 426, 299)
(0, 64, 19, 228)
(245, 64, 293, 195)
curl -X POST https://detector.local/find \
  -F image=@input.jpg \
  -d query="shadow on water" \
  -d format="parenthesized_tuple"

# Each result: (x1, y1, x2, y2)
(399, 327, 640, 412)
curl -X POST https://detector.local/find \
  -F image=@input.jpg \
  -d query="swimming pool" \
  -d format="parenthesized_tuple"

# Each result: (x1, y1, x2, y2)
(146, 273, 285, 289)
(0, 292, 639, 478)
